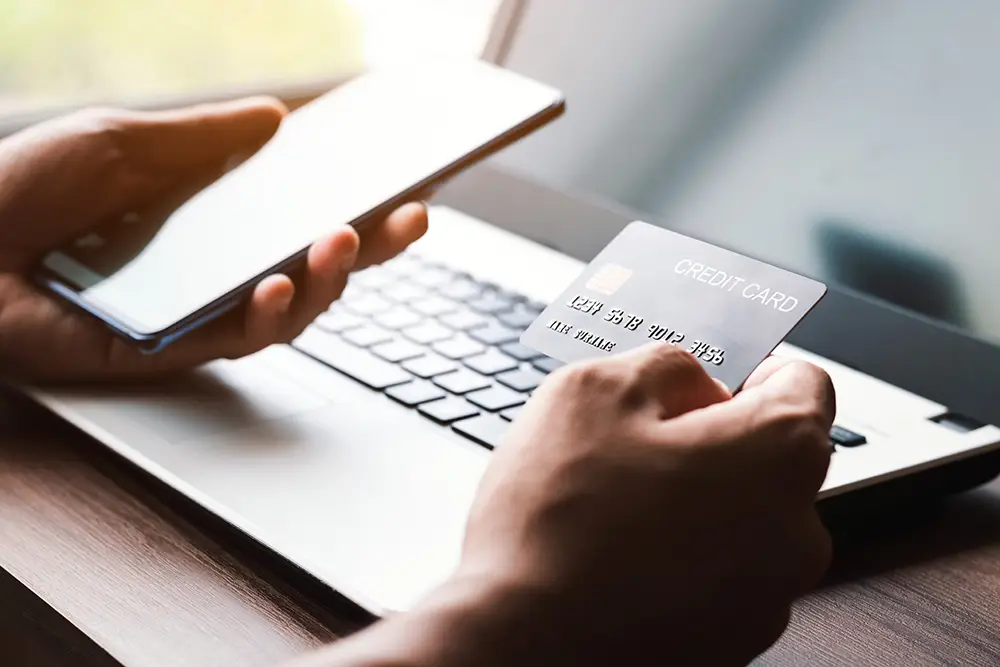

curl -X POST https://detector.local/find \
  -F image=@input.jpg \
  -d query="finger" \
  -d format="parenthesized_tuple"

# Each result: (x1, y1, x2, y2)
(742, 355, 799, 391)
(96, 228, 358, 376)
(752, 361, 837, 433)
(667, 361, 835, 495)
(277, 227, 358, 340)
(354, 202, 429, 271)
(127, 280, 293, 373)
(615, 343, 731, 419)
(243, 274, 295, 349)
(676, 360, 836, 440)
(120, 97, 288, 173)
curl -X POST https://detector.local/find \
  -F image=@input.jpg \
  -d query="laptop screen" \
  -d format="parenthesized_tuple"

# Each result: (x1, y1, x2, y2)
(498, 0, 1000, 348)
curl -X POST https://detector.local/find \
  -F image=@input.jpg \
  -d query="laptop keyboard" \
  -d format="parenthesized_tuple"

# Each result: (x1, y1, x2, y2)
(291, 252, 866, 453)
(291, 252, 555, 450)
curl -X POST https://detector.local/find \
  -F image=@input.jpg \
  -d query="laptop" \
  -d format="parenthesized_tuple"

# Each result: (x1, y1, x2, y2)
(24, 0, 1000, 615)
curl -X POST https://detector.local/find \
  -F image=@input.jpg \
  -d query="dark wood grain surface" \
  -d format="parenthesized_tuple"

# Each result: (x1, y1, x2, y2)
(0, 396, 366, 667)
(2, 394, 1000, 667)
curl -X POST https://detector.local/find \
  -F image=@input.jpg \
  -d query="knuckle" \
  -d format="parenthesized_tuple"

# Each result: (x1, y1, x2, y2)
(641, 343, 701, 375)
(764, 402, 827, 443)
(552, 359, 622, 393)
(631, 345, 707, 392)
(763, 378, 831, 438)
(545, 359, 641, 413)
(63, 107, 132, 158)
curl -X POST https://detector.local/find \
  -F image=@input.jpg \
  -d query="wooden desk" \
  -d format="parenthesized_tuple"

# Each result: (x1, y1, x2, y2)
(2, 396, 1000, 667)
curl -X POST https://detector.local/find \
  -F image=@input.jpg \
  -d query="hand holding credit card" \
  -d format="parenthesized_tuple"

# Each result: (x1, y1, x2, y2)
(520, 222, 827, 390)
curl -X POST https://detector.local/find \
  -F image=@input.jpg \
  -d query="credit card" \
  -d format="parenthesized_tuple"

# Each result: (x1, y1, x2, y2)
(520, 221, 827, 390)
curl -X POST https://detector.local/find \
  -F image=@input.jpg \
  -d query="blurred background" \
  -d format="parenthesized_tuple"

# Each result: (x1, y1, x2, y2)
(2, 0, 1000, 347)
(0, 0, 498, 116)
(494, 0, 1000, 346)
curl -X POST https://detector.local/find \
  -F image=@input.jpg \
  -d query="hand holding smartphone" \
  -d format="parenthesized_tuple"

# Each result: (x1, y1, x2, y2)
(34, 58, 565, 353)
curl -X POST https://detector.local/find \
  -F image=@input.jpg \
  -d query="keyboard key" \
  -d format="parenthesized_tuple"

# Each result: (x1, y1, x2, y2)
(293, 328, 411, 390)
(500, 342, 544, 361)
(469, 292, 515, 315)
(830, 425, 867, 448)
(371, 340, 426, 363)
(433, 369, 492, 395)
(402, 354, 459, 379)
(438, 279, 482, 302)
(498, 307, 539, 329)
(386, 380, 447, 407)
(413, 267, 455, 288)
(500, 406, 524, 422)
(338, 285, 368, 301)
(315, 311, 366, 334)
(499, 288, 528, 302)
(343, 293, 394, 316)
(469, 322, 522, 346)
(341, 325, 393, 348)
(419, 398, 480, 424)
(402, 321, 455, 345)
(382, 283, 428, 303)
(374, 306, 423, 330)
(453, 414, 510, 450)
(525, 300, 547, 313)
(464, 349, 520, 376)
(439, 309, 488, 332)
(351, 268, 396, 289)
(432, 336, 486, 360)
(532, 356, 566, 374)
(496, 367, 545, 393)
(467, 386, 526, 412)
(412, 296, 460, 317)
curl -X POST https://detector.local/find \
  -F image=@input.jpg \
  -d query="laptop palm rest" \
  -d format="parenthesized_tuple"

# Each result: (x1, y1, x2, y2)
(34, 346, 489, 614)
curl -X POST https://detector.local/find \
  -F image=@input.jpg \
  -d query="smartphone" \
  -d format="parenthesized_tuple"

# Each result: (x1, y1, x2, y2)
(33, 58, 565, 353)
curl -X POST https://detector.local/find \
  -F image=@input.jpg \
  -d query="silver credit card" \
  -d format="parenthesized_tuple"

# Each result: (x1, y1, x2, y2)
(520, 221, 827, 390)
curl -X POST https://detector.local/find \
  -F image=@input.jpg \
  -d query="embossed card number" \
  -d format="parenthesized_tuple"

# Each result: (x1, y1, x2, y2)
(562, 294, 725, 365)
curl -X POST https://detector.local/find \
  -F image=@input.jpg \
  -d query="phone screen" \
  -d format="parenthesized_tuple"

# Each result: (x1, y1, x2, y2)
(39, 59, 563, 336)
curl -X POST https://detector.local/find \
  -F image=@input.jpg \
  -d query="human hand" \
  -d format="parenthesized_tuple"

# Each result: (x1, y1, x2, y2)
(0, 99, 427, 382)
(449, 348, 834, 666)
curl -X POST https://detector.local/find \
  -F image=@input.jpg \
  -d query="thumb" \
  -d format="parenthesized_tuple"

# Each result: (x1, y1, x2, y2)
(118, 96, 288, 173)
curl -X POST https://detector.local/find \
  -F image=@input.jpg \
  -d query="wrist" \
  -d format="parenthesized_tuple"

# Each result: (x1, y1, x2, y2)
(293, 567, 565, 667)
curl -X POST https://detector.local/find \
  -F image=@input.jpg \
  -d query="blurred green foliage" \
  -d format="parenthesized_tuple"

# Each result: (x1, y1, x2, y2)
(0, 0, 365, 109)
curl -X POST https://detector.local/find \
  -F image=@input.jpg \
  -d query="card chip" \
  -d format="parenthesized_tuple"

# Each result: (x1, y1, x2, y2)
(586, 263, 632, 295)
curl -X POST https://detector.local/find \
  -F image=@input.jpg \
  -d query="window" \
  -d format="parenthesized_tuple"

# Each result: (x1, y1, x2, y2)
(0, 0, 502, 119)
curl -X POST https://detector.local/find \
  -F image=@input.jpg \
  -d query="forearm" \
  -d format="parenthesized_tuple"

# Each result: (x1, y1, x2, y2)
(285, 572, 559, 667)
